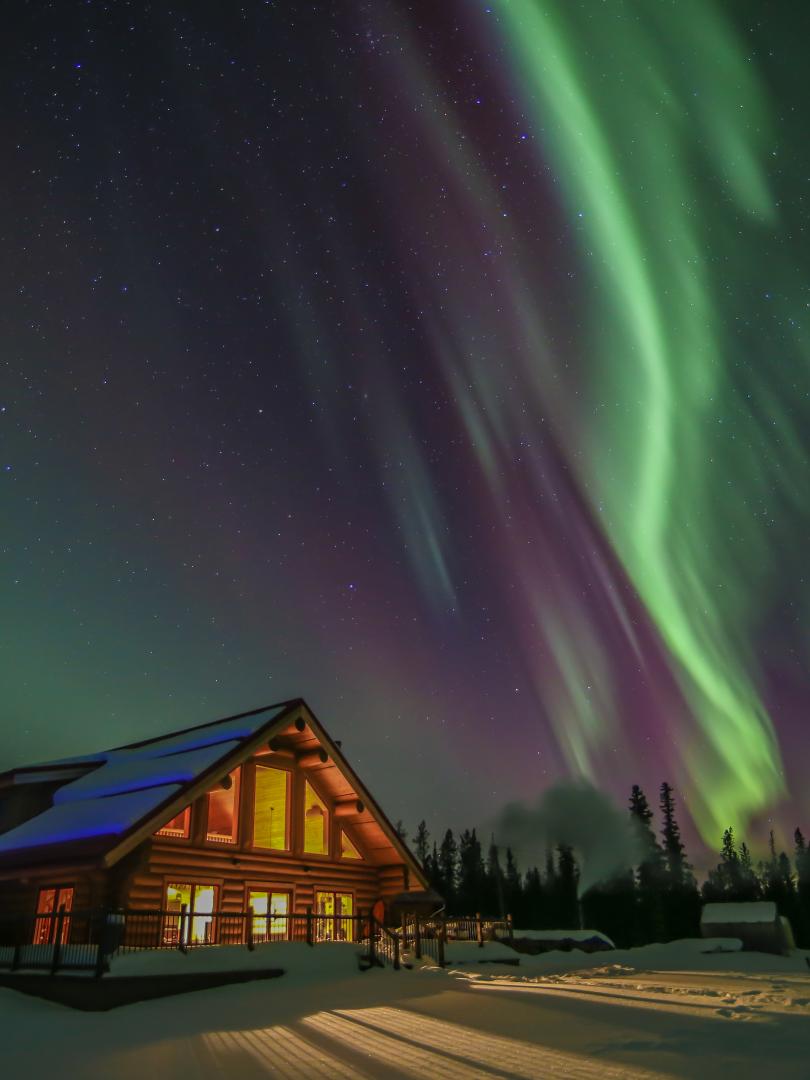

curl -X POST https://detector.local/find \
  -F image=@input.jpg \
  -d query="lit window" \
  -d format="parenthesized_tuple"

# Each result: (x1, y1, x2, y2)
(206, 767, 240, 844)
(163, 882, 217, 945)
(156, 805, 190, 839)
(33, 886, 73, 945)
(253, 766, 289, 849)
(247, 890, 290, 940)
(340, 830, 362, 860)
(303, 779, 328, 855)
(315, 890, 353, 941)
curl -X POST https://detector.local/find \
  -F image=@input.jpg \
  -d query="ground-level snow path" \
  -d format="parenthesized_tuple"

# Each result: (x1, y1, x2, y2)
(1, 950, 809, 1078)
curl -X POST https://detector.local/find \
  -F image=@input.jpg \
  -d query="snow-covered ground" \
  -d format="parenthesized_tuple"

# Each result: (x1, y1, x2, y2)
(1, 939, 809, 1078)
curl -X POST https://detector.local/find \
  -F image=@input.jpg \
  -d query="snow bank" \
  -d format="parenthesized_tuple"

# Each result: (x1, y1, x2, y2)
(109, 941, 361, 982)
(511, 928, 615, 944)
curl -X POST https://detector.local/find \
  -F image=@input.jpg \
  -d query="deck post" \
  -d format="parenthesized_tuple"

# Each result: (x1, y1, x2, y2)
(10, 942, 20, 972)
(368, 910, 376, 966)
(305, 905, 314, 947)
(50, 909, 66, 974)
(414, 915, 422, 960)
(247, 905, 255, 951)
(437, 913, 446, 967)
(179, 903, 188, 954)
(393, 932, 401, 971)
(94, 941, 106, 979)
(507, 913, 514, 943)
(476, 912, 484, 948)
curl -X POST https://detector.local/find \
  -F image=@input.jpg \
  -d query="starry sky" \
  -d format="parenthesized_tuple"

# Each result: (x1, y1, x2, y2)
(3, 1, 809, 862)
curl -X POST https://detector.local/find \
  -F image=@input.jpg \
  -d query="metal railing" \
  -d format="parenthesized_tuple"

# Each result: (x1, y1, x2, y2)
(0, 908, 511, 977)
(0, 906, 399, 976)
(400, 912, 513, 961)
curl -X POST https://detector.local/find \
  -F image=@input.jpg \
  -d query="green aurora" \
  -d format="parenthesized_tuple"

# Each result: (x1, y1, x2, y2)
(494, 0, 804, 840)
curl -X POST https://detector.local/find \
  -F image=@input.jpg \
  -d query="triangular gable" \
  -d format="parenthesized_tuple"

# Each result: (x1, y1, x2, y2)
(0, 698, 429, 891)
(297, 703, 428, 889)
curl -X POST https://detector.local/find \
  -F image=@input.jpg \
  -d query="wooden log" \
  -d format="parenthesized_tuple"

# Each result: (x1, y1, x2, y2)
(297, 749, 329, 768)
(333, 800, 364, 818)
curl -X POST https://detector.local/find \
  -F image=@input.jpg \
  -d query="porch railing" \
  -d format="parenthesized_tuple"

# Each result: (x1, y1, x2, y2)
(0, 906, 406, 976)
(0, 908, 509, 977)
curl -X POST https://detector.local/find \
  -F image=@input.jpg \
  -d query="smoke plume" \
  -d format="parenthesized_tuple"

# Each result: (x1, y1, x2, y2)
(492, 780, 641, 891)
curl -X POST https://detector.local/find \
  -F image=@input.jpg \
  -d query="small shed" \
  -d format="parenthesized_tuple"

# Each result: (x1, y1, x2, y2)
(700, 901, 794, 955)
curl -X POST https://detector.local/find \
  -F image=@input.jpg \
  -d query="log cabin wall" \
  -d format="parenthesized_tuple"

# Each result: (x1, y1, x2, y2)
(117, 754, 403, 916)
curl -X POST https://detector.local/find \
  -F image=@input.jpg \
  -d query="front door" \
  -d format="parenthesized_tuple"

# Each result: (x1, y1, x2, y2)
(33, 886, 74, 945)
(315, 891, 353, 942)
(247, 890, 290, 941)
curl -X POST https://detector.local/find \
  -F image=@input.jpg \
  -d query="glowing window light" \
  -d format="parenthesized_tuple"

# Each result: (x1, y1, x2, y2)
(163, 882, 217, 945)
(155, 805, 190, 839)
(253, 766, 288, 850)
(303, 780, 328, 855)
(206, 767, 240, 844)
(247, 890, 290, 940)
(340, 830, 362, 860)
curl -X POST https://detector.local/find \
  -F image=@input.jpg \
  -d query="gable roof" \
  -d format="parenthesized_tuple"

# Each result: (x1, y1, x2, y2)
(0, 699, 427, 889)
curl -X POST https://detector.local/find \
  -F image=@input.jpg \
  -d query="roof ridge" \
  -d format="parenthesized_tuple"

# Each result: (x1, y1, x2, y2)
(107, 697, 303, 752)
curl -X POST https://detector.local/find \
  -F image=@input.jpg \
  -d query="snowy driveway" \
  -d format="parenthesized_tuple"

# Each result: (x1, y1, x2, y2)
(1, 951, 809, 1078)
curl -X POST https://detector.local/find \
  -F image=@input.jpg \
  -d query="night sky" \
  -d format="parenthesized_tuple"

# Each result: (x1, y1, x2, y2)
(3, 1, 809, 862)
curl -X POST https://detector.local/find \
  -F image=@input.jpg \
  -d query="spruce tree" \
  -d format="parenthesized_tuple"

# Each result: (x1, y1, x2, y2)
(659, 783, 690, 886)
(438, 829, 458, 912)
(504, 847, 523, 926)
(485, 839, 505, 917)
(555, 844, 580, 929)
(629, 784, 665, 943)
(414, 820, 430, 866)
(658, 782, 699, 938)
(523, 866, 544, 929)
(794, 828, 810, 947)
(629, 785, 664, 885)
(457, 829, 485, 913)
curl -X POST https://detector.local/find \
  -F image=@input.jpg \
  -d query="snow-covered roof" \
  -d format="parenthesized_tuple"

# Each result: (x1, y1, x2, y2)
(701, 902, 778, 925)
(0, 703, 291, 860)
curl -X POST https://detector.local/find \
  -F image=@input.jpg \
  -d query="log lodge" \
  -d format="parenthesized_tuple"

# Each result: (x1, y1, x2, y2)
(0, 699, 429, 948)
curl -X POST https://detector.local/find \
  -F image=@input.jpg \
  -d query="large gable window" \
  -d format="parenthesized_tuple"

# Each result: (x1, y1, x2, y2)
(253, 766, 289, 850)
(155, 805, 190, 839)
(303, 779, 329, 855)
(206, 767, 240, 844)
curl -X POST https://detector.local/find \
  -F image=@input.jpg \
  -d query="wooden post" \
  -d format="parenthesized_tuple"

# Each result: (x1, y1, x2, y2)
(414, 915, 422, 960)
(305, 905, 314, 947)
(476, 912, 484, 948)
(247, 905, 255, 951)
(368, 910, 376, 967)
(507, 913, 514, 943)
(393, 932, 401, 971)
(10, 942, 20, 972)
(51, 909, 66, 974)
(438, 913, 446, 967)
(94, 941, 106, 979)
(179, 903, 188, 954)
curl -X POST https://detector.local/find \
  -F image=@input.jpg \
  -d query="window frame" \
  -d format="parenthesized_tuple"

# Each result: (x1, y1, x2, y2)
(313, 888, 355, 942)
(301, 776, 331, 858)
(33, 884, 74, 945)
(205, 766, 242, 846)
(251, 761, 292, 852)
(244, 884, 293, 941)
(154, 804, 192, 842)
(161, 878, 222, 946)
(339, 827, 365, 861)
